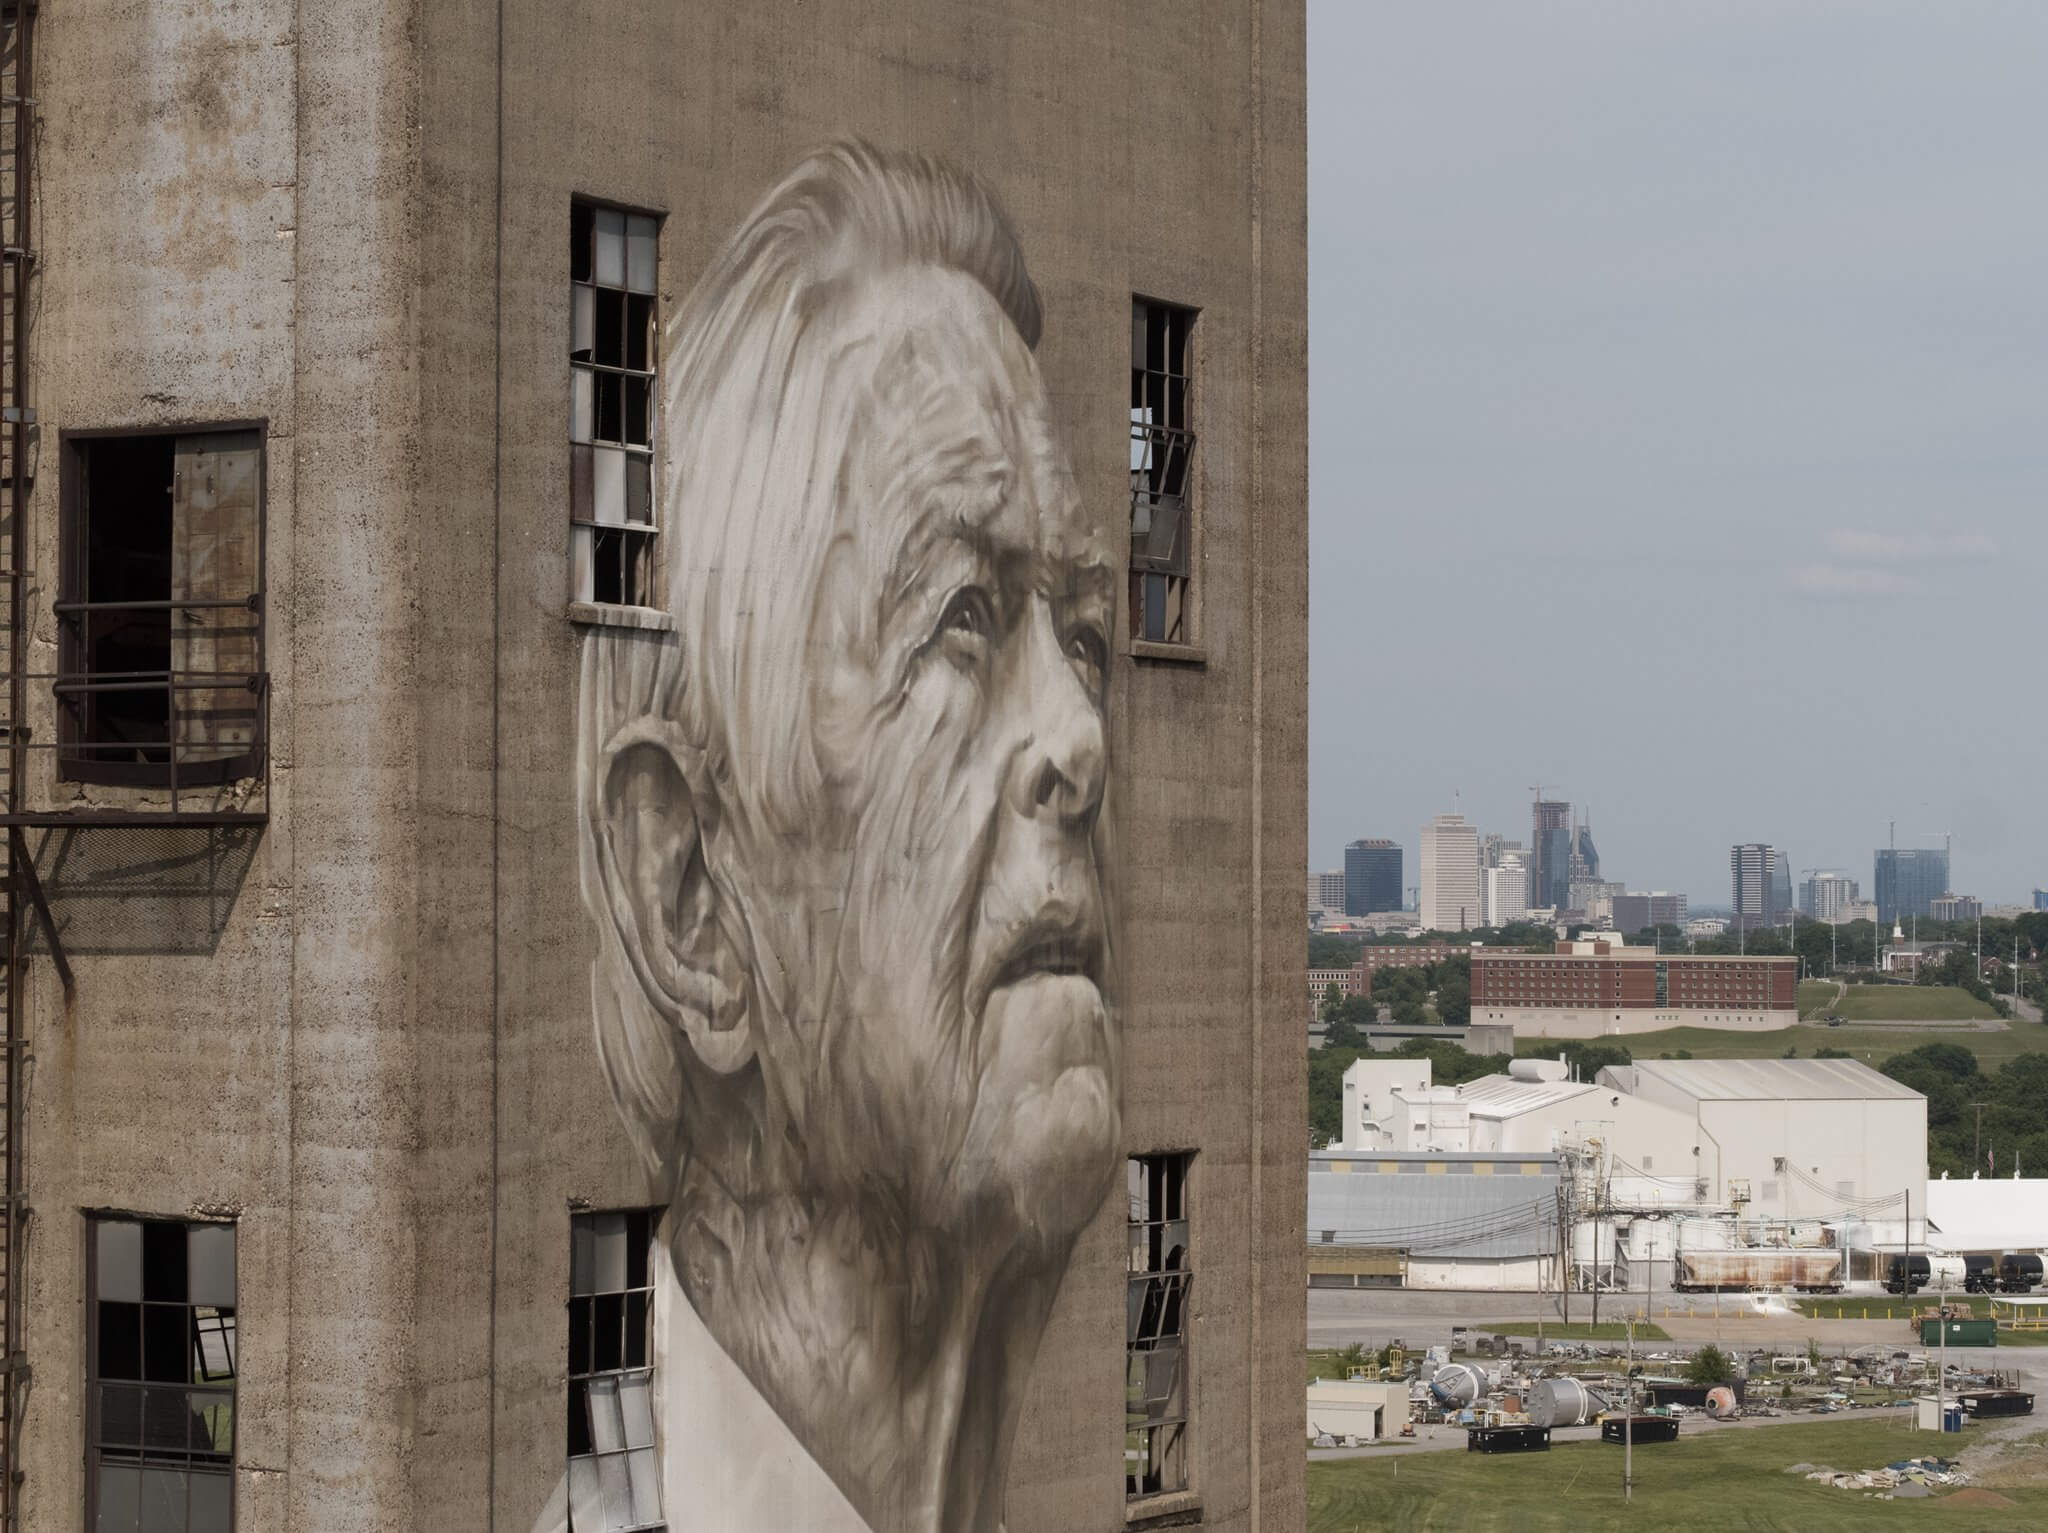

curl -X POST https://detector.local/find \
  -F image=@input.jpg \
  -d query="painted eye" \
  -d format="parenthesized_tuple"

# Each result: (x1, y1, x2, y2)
(936, 588, 995, 656)
(1065, 624, 1108, 682)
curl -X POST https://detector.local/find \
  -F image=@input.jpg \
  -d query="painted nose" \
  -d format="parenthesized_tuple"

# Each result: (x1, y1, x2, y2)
(1009, 609, 1106, 827)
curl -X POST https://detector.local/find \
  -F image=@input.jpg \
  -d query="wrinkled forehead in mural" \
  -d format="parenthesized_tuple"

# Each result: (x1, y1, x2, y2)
(570, 143, 1120, 1533)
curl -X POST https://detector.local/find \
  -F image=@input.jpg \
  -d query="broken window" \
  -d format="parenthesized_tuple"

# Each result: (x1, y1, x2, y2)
(59, 430, 265, 789)
(1129, 300, 1196, 645)
(571, 201, 661, 608)
(567, 1210, 666, 1532)
(86, 1217, 237, 1533)
(1126, 1153, 1193, 1500)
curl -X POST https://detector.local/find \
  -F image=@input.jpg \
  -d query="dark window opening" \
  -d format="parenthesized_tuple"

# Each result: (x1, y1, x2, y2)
(1129, 299, 1196, 645)
(87, 1217, 237, 1533)
(567, 1210, 666, 1532)
(60, 429, 265, 789)
(1126, 1152, 1193, 1500)
(571, 200, 660, 610)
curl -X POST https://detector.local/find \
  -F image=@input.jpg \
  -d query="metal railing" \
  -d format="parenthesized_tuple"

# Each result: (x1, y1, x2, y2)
(33, 588, 270, 822)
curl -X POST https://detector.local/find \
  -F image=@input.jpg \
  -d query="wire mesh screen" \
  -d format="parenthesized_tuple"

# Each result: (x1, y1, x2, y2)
(20, 824, 263, 956)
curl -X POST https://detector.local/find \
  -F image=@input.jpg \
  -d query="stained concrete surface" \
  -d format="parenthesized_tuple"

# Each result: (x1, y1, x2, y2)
(18, 2, 1308, 1530)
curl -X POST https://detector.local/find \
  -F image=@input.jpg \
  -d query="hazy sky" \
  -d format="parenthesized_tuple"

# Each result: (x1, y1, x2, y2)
(1307, 0, 2047, 907)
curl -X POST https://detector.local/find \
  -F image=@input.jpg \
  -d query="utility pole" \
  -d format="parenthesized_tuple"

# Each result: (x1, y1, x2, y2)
(1624, 1299, 1636, 1503)
(1559, 1177, 1572, 1326)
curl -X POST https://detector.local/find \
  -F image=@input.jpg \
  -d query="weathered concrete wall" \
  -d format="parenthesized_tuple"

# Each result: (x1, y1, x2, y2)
(23, 2, 303, 1527)
(20, 2, 1306, 1528)
(479, 3, 1307, 1530)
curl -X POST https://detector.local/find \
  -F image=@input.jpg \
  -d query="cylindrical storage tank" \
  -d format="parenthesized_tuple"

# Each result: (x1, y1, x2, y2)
(1509, 1057, 1569, 1083)
(1999, 1254, 2044, 1292)
(1927, 1255, 1966, 1292)
(1429, 1363, 1484, 1409)
(1705, 1386, 1738, 1419)
(1965, 1254, 1997, 1293)
(1527, 1377, 1600, 1429)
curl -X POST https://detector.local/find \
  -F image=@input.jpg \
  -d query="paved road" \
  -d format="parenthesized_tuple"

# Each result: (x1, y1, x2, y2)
(1800, 980, 1846, 1021)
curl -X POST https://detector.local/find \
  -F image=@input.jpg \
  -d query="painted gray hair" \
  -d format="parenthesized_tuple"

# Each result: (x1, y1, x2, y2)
(580, 141, 1045, 1187)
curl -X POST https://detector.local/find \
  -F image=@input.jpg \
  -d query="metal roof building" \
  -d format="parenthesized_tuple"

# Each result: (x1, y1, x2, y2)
(1597, 1058, 1927, 1224)
(1307, 1151, 1564, 1291)
(1606, 1057, 1923, 1104)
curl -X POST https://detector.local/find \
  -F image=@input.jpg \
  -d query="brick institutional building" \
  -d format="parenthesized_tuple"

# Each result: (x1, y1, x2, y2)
(1472, 938, 1797, 1038)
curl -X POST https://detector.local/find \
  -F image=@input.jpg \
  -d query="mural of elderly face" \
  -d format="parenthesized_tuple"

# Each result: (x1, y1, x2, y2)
(578, 144, 1119, 1532)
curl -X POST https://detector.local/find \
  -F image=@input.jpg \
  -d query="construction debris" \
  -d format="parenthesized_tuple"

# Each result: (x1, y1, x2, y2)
(1805, 1455, 1971, 1494)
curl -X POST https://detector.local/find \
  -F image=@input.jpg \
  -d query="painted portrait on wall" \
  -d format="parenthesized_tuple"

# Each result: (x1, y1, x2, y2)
(542, 142, 1121, 1532)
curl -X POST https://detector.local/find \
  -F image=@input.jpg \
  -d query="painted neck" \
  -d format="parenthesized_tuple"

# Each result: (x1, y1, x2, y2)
(666, 1158, 1058, 1533)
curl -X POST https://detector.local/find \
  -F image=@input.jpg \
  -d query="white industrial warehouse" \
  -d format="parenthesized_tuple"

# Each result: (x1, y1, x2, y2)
(1312, 1055, 1942, 1293)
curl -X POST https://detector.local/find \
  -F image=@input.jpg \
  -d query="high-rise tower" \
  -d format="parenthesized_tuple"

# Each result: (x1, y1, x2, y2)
(1530, 799, 1571, 910)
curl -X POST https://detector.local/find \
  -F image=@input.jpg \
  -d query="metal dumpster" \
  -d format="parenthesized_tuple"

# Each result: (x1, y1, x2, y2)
(1920, 1318, 1998, 1347)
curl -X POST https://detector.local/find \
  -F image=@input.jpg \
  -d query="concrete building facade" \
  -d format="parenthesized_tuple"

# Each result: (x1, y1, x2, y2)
(5, 5, 1309, 1532)
(1419, 813, 1479, 933)
(1309, 868, 1347, 914)
(1609, 891, 1688, 934)
(1800, 872, 1859, 921)
(1483, 855, 1529, 928)
(1730, 842, 1786, 928)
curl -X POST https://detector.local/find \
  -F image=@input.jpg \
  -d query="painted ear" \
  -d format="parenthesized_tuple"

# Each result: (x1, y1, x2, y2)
(594, 722, 755, 1075)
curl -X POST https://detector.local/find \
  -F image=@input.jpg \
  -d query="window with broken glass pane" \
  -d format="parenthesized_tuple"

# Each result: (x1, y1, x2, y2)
(87, 1217, 237, 1533)
(571, 201, 661, 608)
(1129, 300, 1196, 646)
(1126, 1153, 1192, 1499)
(59, 429, 266, 790)
(568, 1210, 666, 1532)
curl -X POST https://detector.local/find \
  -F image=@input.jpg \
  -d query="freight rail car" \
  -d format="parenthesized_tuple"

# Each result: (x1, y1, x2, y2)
(1673, 1247, 1843, 1293)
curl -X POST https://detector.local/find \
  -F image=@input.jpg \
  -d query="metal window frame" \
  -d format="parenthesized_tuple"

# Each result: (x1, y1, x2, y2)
(568, 198, 663, 613)
(565, 1209, 667, 1533)
(52, 422, 270, 802)
(1125, 1151, 1195, 1502)
(1127, 296, 1199, 650)
(83, 1212, 238, 1533)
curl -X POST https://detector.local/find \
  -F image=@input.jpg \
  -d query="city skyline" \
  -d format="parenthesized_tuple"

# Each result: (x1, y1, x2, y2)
(1314, 804, 1998, 914)
(1306, 1, 2048, 905)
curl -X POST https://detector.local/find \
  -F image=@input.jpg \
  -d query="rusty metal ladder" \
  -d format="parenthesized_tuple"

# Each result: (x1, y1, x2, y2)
(0, 5, 33, 1527)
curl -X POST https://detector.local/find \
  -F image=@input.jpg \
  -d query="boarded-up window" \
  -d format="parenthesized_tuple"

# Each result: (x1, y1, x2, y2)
(60, 429, 265, 789)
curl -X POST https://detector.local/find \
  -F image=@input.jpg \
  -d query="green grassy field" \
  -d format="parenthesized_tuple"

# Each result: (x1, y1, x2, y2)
(1826, 984, 2003, 1022)
(1526, 1020, 2037, 1070)
(1307, 1416, 2045, 1532)
(1489, 1322, 1670, 1343)
(1798, 980, 1838, 1019)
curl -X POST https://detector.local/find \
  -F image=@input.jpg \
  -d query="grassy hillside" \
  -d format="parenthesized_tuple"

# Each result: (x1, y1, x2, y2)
(1828, 984, 2002, 1022)
(1520, 1022, 2035, 1070)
